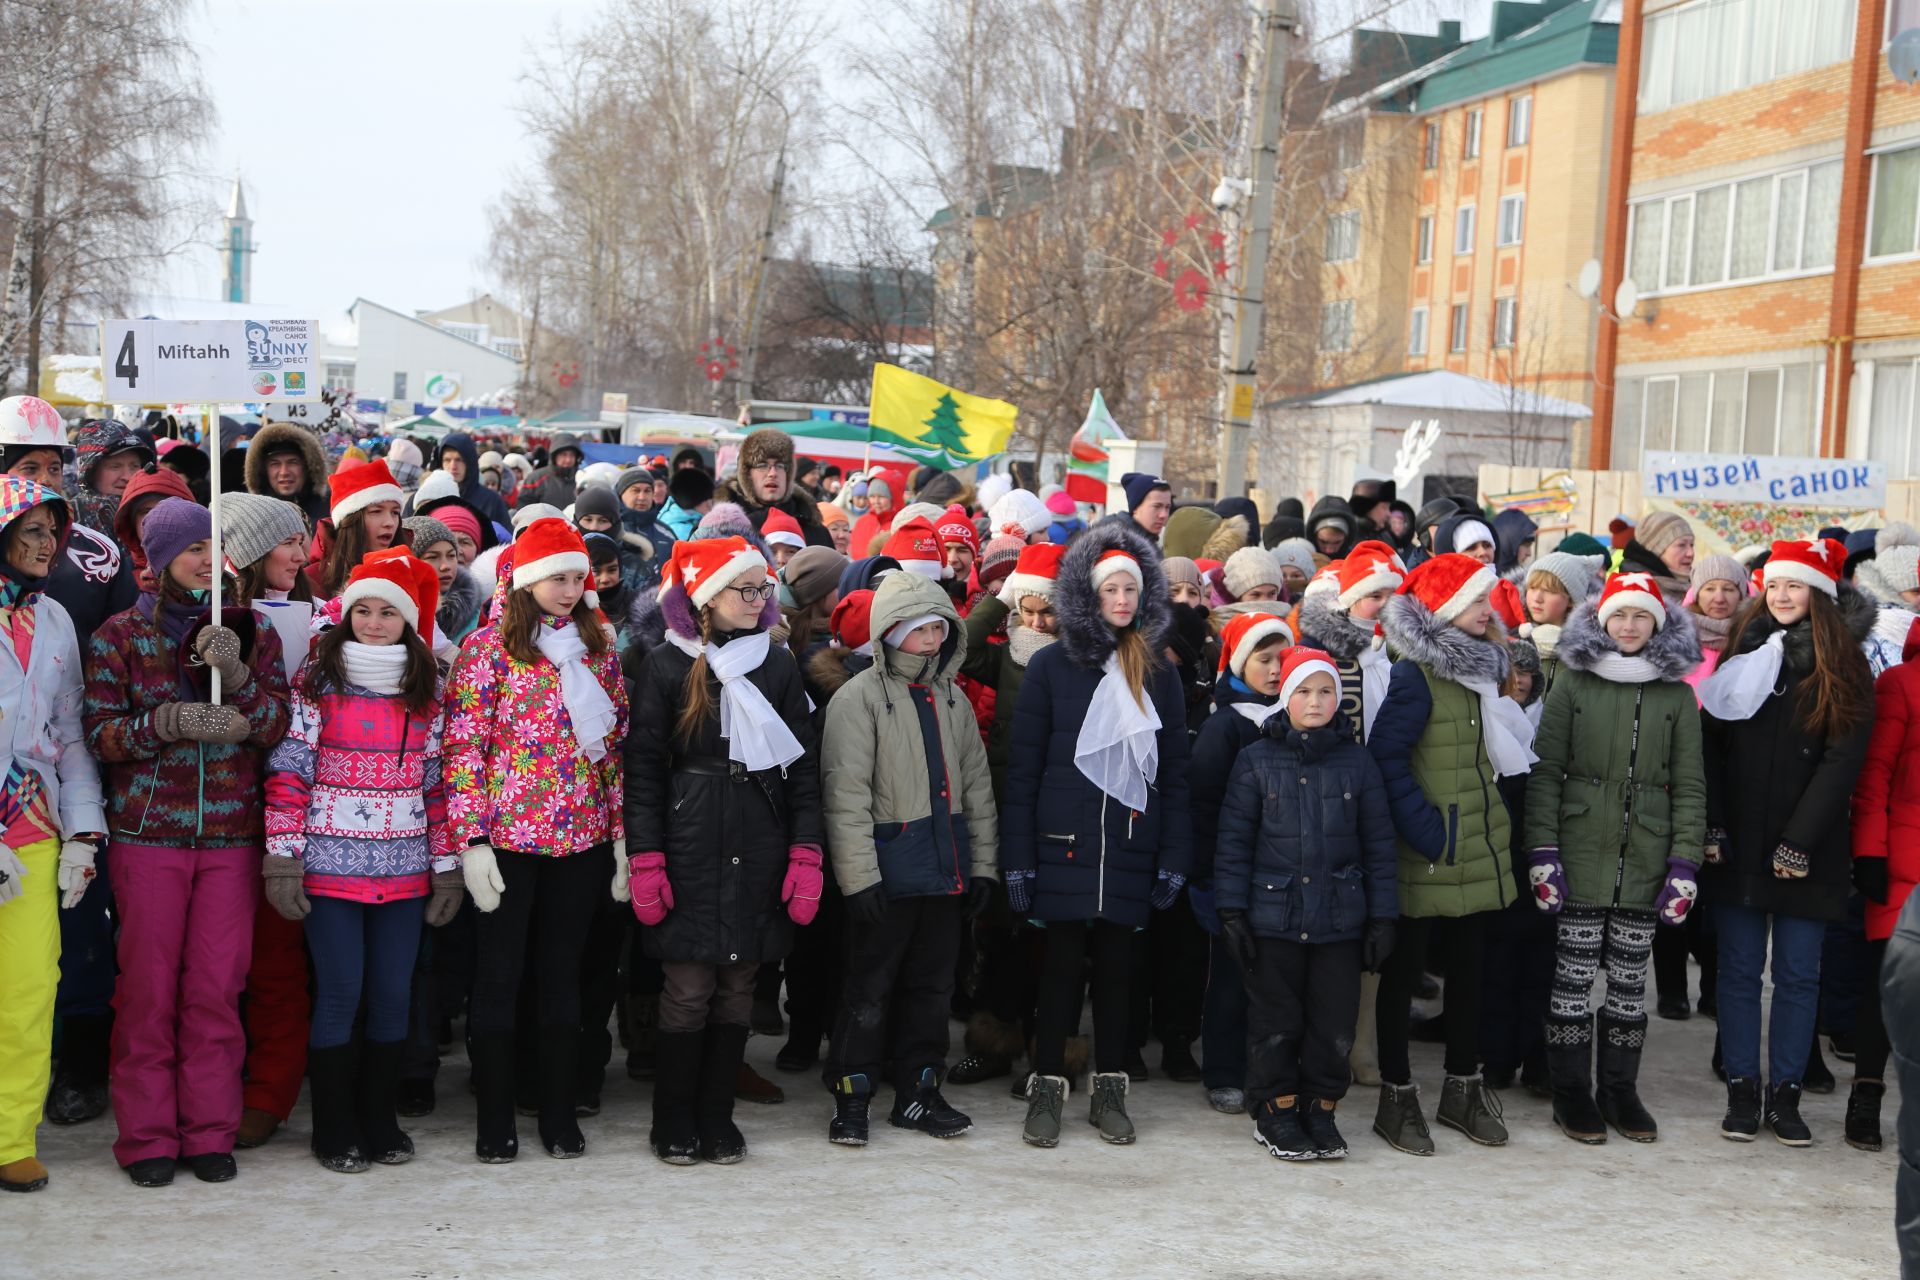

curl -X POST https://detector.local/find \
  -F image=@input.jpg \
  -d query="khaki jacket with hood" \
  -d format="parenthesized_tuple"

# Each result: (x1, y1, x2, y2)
(821, 571, 998, 899)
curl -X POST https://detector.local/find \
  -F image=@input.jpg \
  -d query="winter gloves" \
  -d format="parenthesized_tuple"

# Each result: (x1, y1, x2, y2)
(261, 855, 310, 921)
(1005, 868, 1034, 915)
(782, 845, 823, 926)
(0, 844, 25, 907)
(424, 869, 464, 927)
(1526, 847, 1567, 913)
(1362, 918, 1396, 973)
(1772, 840, 1811, 879)
(152, 702, 250, 745)
(56, 840, 96, 909)
(1218, 908, 1257, 972)
(1150, 868, 1186, 911)
(1855, 856, 1891, 905)
(845, 885, 888, 929)
(966, 877, 994, 919)
(193, 624, 251, 692)
(611, 839, 629, 904)
(628, 852, 672, 925)
(463, 843, 505, 913)
(1654, 856, 1700, 925)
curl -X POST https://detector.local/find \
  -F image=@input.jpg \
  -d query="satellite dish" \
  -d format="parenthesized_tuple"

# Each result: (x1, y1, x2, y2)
(1891, 28, 1920, 83)
(1576, 259, 1602, 299)
(1614, 276, 1640, 319)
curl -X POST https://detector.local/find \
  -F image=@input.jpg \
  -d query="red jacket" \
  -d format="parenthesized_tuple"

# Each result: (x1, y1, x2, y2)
(1853, 634, 1920, 940)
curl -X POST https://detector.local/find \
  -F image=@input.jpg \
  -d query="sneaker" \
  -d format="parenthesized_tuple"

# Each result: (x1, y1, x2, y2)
(1845, 1080, 1885, 1153)
(1088, 1072, 1135, 1144)
(1160, 1040, 1203, 1083)
(1721, 1076, 1760, 1142)
(1373, 1081, 1435, 1156)
(1207, 1086, 1246, 1115)
(1254, 1098, 1317, 1161)
(1765, 1082, 1813, 1147)
(828, 1074, 872, 1147)
(1303, 1100, 1348, 1159)
(890, 1068, 971, 1139)
(1436, 1074, 1507, 1147)
(1023, 1074, 1068, 1148)
(948, 1053, 1012, 1085)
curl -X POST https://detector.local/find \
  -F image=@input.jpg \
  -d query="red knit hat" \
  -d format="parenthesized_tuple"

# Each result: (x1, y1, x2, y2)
(1278, 646, 1340, 705)
(661, 534, 769, 611)
(936, 504, 979, 559)
(830, 588, 877, 655)
(761, 508, 805, 550)
(1762, 537, 1845, 599)
(1335, 540, 1405, 607)
(329, 458, 404, 525)
(1218, 610, 1294, 678)
(341, 546, 441, 644)
(1596, 570, 1668, 630)
(1396, 552, 1496, 623)
(1005, 542, 1067, 602)
(884, 517, 946, 578)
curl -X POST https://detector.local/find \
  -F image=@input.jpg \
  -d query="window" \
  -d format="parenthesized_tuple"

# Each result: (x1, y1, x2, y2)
(1639, 0, 1857, 115)
(1866, 357, 1920, 477)
(1332, 121, 1363, 170)
(1894, 0, 1920, 39)
(392, 371, 408, 401)
(1416, 215, 1434, 264)
(1506, 95, 1532, 147)
(1494, 297, 1518, 348)
(1497, 194, 1526, 246)
(1320, 300, 1354, 352)
(1611, 363, 1819, 467)
(1625, 158, 1844, 292)
(1324, 210, 1360, 262)
(1464, 109, 1483, 159)
(1871, 146, 1920, 259)
(1449, 304, 1470, 353)
(1454, 205, 1477, 255)
(322, 361, 355, 391)
(1408, 306, 1430, 355)
(1422, 123, 1439, 170)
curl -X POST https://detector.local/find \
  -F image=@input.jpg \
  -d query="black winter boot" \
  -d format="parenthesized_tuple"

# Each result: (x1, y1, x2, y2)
(648, 1030, 702, 1165)
(1721, 1076, 1760, 1142)
(1595, 1016, 1657, 1143)
(356, 1039, 414, 1164)
(537, 1027, 586, 1158)
(1545, 1017, 1606, 1145)
(469, 1032, 519, 1163)
(625, 992, 658, 1081)
(1254, 1097, 1316, 1161)
(697, 1023, 750, 1164)
(1845, 1080, 1886, 1152)
(44, 1013, 112, 1125)
(828, 1072, 873, 1146)
(1766, 1081, 1812, 1147)
(307, 1044, 369, 1174)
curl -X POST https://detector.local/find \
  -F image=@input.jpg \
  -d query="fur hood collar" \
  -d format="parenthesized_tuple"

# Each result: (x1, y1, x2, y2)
(245, 422, 327, 500)
(1731, 579, 1877, 673)
(435, 567, 483, 634)
(1380, 589, 1512, 685)
(1055, 516, 1172, 669)
(1556, 597, 1702, 682)
(1856, 557, 1920, 611)
(806, 643, 868, 697)
(1296, 590, 1374, 662)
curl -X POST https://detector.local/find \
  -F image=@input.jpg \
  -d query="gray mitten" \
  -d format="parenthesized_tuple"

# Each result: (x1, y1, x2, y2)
(151, 702, 183, 743)
(193, 625, 250, 690)
(261, 855, 310, 921)
(175, 703, 250, 745)
(424, 869, 464, 927)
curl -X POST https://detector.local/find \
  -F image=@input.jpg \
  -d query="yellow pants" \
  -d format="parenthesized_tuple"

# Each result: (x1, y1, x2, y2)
(0, 838, 59, 1163)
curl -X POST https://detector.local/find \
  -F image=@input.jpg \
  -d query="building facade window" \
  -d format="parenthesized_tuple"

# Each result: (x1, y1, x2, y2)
(1610, 363, 1820, 469)
(1639, 0, 1857, 115)
(323, 361, 355, 391)
(1320, 300, 1355, 352)
(1332, 120, 1363, 170)
(1409, 306, 1430, 355)
(1464, 109, 1483, 159)
(1416, 215, 1434, 264)
(1506, 95, 1532, 147)
(1494, 297, 1518, 348)
(1626, 158, 1842, 293)
(1449, 304, 1470, 353)
(1455, 205, 1477, 255)
(1893, 0, 1920, 38)
(1497, 194, 1526, 246)
(1870, 145, 1920, 259)
(1324, 210, 1360, 262)
(1866, 358, 1920, 477)
(1422, 123, 1440, 170)
(392, 372, 408, 401)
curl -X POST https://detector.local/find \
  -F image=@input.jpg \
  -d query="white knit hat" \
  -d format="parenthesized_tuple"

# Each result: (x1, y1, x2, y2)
(1223, 546, 1283, 599)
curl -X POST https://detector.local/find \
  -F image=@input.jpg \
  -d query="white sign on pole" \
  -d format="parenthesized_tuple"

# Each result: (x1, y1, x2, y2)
(97, 318, 321, 405)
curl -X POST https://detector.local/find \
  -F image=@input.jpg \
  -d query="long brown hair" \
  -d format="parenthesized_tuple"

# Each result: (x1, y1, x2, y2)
(1114, 626, 1153, 710)
(1724, 589, 1872, 740)
(303, 615, 438, 714)
(233, 556, 313, 606)
(319, 510, 373, 598)
(781, 597, 833, 655)
(674, 607, 718, 745)
(499, 587, 611, 665)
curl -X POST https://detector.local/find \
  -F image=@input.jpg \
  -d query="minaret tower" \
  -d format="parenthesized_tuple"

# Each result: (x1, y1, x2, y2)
(222, 173, 253, 304)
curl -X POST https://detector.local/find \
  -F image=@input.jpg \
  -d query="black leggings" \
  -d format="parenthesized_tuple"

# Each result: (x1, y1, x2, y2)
(1855, 937, 1892, 1081)
(467, 847, 608, 1037)
(1376, 914, 1488, 1084)
(1033, 920, 1132, 1076)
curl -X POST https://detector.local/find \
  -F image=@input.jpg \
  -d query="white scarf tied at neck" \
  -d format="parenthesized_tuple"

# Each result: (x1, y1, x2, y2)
(1697, 630, 1785, 722)
(1075, 653, 1161, 810)
(1458, 674, 1538, 778)
(340, 640, 409, 694)
(536, 621, 618, 763)
(669, 630, 805, 771)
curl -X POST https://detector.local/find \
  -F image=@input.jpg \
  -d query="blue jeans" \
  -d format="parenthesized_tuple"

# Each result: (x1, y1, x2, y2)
(304, 895, 427, 1048)
(1716, 903, 1824, 1086)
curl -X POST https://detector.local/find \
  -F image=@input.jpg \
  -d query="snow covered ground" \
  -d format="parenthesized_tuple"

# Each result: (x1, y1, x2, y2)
(13, 992, 1901, 1280)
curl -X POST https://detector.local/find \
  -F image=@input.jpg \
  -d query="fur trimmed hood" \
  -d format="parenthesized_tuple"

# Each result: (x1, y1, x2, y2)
(1054, 516, 1172, 669)
(1296, 589, 1373, 662)
(1198, 513, 1251, 565)
(806, 643, 866, 698)
(1730, 578, 1877, 674)
(435, 566, 483, 636)
(1855, 556, 1920, 611)
(1380, 589, 1512, 686)
(1556, 596, 1702, 682)
(1507, 636, 1545, 707)
(245, 422, 328, 501)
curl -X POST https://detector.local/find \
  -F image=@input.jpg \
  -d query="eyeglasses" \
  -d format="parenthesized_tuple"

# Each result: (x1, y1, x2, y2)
(728, 583, 775, 603)
(749, 460, 789, 476)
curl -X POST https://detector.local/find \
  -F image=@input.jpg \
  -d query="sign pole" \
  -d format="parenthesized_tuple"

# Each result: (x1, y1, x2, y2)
(204, 402, 221, 705)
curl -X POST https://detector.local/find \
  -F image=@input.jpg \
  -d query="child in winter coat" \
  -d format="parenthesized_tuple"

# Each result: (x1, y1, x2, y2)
(819, 571, 998, 1145)
(1216, 648, 1398, 1161)
(444, 517, 628, 1163)
(1296, 540, 1402, 743)
(1519, 549, 1602, 695)
(308, 459, 405, 600)
(624, 536, 822, 1166)
(1368, 552, 1536, 1155)
(263, 548, 461, 1173)
(1002, 519, 1192, 1148)
(0, 478, 106, 1193)
(1525, 572, 1706, 1145)
(1699, 538, 1876, 1146)
(402, 514, 483, 657)
(83, 498, 292, 1186)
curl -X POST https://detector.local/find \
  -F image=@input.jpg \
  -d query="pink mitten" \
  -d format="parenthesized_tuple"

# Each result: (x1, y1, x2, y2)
(629, 852, 673, 926)
(782, 845, 824, 925)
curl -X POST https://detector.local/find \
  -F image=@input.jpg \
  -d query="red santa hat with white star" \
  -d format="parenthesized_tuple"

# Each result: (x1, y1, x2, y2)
(659, 535, 769, 611)
(1336, 540, 1405, 608)
(1762, 537, 1845, 599)
(1596, 570, 1668, 630)
(1218, 610, 1294, 678)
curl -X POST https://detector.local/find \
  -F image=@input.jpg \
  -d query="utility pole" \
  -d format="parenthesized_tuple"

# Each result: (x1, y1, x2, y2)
(737, 73, 793, 417)
(1214, 0, 1298, 499)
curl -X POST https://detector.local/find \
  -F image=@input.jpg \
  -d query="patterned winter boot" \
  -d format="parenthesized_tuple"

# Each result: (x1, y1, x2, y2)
(1545, 1016, 1606, 1144)
(1596, 1016, 1657, 1142)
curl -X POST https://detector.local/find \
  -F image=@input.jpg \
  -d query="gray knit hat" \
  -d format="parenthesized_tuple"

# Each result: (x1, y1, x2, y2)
(1689, 553, 1747, 594)
(403, 514, 457, 555)
(616, 467, 652, 498)
(1528, 549, 1603, 602)
(219, 492, 308, 570)
(1879, 545, 1920, 596)
(1270, 537, 1317, 581)
(1223, 546, 1283, 598)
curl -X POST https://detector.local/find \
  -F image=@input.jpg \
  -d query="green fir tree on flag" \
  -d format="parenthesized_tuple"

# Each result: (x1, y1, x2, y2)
(922, 392, 969, 458)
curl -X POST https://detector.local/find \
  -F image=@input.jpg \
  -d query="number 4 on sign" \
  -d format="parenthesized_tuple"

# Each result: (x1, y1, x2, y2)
(115, 331, 138, 390)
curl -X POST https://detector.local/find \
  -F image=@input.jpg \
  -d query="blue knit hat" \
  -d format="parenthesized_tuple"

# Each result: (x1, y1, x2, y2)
(1120, 471, 1169, 514)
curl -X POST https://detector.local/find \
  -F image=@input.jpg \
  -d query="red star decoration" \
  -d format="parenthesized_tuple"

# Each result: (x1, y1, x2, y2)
(1152, 258, 1169, 278)
(1208, 230, 1227, 250)
(1212, 259, 1230, 277)
(1161, 228, 1178, 247)
(1184, 212, 1203, 229)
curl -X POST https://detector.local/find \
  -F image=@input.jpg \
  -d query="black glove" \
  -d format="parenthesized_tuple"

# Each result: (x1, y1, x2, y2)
(1219, 908, 1257, 973)
(1362, 918, 1397, 974)
(1167, 602, 1211, 669)
(965, 876, 995, 919)
(1854, 856, 1891, 905)
(845, 885, 888, 929)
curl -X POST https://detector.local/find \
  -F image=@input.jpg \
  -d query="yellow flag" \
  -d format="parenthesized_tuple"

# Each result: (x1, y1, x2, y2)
(868, 363, 1018, 467)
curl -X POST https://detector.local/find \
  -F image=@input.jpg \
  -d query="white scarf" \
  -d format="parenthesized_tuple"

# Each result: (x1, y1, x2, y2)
(535, 621, 618, 763)
(1006, 625, 1054, 669)
(1230, 699, 1282, 729)
(340, 640, 409, 694)
(1588, 652, 1662, 684)
(1459, 676, 1538, 778)
(1075, 653, 1161, 810)
(1697, 631, 1786, 722)
(668, 630, 805, 771)
(1358, 638, 1391, 741)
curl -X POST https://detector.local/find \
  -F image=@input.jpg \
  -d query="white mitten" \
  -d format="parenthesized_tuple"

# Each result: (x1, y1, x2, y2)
(57, 840, 97, 909)
(611, 838, 630, 903)
(0, 843, 26, 907)
(463, 843, 506, 913)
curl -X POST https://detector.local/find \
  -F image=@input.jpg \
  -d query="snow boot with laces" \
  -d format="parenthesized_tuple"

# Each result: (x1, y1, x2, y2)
(1088, 1071, 1135, 1144)
(1373, 1081, 1434, 1156)
(828, 1073, 872, 1146)
(1022, 1074, 1067, 1148)
(1437, 1073, 1507, 1146)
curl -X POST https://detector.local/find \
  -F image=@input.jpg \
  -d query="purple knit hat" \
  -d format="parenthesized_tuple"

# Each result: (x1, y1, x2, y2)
(140, 497, 210, 574)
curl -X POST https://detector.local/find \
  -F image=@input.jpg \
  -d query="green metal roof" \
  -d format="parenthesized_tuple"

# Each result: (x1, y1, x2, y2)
(1411, 0, 1618, 114)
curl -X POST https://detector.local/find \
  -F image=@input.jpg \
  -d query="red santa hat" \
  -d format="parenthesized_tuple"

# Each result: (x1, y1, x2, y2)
(761, 508, 805, 550)
(1090, 548, 1142, 592)
(1218, 610, 1294, 678)
(1762, 537, 1845, 599)
(1487, 576, 1527, 630)
(831, 588, 877, 656)
(340, 546, 441, 644)
(936, 505, 980, 559)
(329, 459, 405, 525)
(1396, 552, 1497, 623)
(1278, 647, 1341, 706)
(1303, 560, 1344, 601)
(1595, 570, 1669, 630)
(1005, 542, 1067, 602)
(884, 517, 948, 579)
(660, 535, 769, 611)
(1336, 540, 1405, 608)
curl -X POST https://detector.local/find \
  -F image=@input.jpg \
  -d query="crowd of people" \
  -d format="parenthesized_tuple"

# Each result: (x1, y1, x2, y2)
(0, 393, 1915, 1222)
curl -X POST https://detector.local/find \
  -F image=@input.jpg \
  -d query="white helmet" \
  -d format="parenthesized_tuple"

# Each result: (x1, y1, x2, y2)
(0, 395, 66, 450)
